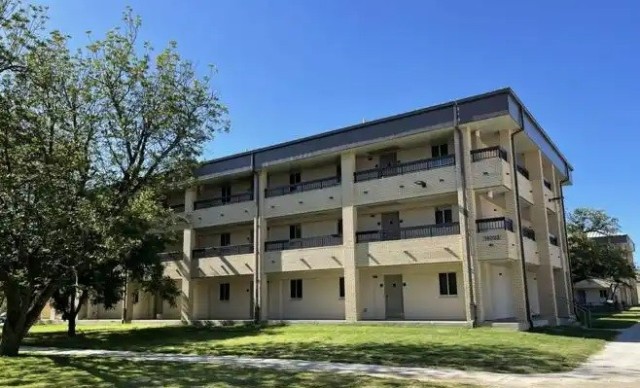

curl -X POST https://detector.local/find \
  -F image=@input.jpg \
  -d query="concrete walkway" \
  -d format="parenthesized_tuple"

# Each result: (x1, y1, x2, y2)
(24, 324, 640, 388)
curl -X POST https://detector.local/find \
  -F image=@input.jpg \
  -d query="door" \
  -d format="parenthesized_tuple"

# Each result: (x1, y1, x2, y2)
(490, 265, 514, 320)
(527, 272, 540, 317)
(381, 212, 400, 240)
(384, 274, 404, 319)
(249, 281, 255, 319)
(379, 152, 397, 177)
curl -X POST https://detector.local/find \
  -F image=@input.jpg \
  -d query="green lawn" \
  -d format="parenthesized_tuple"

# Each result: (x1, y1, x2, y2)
(0, 355, 474, 387)
(591, 307, 640, 329)
(23, 323, 617, 374)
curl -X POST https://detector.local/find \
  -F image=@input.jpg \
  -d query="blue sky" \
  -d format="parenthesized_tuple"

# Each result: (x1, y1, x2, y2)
(40, 1, 639, 250)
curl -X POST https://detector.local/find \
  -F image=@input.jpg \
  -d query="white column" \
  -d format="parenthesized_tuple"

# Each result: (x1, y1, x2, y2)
(341, 152, 360, 321)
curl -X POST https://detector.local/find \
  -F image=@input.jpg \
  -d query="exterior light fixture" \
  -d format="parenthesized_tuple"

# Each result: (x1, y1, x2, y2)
(413, 180, 427, 188)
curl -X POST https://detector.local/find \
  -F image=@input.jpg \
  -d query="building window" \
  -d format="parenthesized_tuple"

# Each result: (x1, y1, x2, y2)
(339, 277, 345, 298)
(439, 272, 457, 296)
(599, 290, 608, 299)
(435, 207, 453, 224)
(219, 283, 230, 301)
(289, 224, 302, 240)
(221, 184, 231, 203)
(290, 279, 303, 299)
(337, 219, 343, 236)
(289, 171, 301, 186)
(220, 233, 231, 247)
(431, 143, 449, 158)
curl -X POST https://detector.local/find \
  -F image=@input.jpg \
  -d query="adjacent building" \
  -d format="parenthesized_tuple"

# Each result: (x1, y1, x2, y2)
(82, 88, 575, 329)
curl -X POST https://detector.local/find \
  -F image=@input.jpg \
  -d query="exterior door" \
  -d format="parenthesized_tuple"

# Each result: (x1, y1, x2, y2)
(249, 281, 255, 318)
(381, 212, 400, 240)
(527, 272, 540, 317)
(379, 152, 397, 177)
(490, 265, 514, 320)
(384, 274, 404, 319)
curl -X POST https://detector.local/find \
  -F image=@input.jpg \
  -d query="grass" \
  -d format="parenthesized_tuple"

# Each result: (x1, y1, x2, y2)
(591, 307, 640, 329)
(0, 355, 475, 387)
(23, 323, 618, 374)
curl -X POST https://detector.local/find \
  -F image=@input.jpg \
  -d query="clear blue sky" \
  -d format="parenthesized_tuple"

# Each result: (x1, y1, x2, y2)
(40, 0, 639, 253)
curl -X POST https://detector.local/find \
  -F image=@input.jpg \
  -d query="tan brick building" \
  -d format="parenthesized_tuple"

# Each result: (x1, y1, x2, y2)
(82, 88, 574, 329)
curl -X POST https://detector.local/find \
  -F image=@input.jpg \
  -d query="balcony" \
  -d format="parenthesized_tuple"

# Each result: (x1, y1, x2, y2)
(356, 222, 460, 243)
(264, 235, 342, 251)
(475, 217, 518, 261)
(263, 235, 344, 273)
(263, 176, 342, 218)
(194, 192, 253, 210)
(356, 222, 462, 267)
(543, 179, 557, 212)
(522, 227, 536, 241)
(191, 244, 255, 277)
(549, 235, 559, 246)
(521, 227, 539, 265)
(470, 146, 512, 190)
(353, 155, 457, 205)
(169, 203, 185, 213)
(549, 242, 562, 268)
(516, 165, 534, 204)
(159, 251, 185, 280)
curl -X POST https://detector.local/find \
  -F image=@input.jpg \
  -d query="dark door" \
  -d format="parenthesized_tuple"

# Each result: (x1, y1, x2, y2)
(379, 152, 397, 177)
(381, 212, 400, 240)
(384, 274, 404, 319)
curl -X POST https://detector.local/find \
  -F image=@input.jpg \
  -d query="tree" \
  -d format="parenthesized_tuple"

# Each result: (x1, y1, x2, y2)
(0, 1, 227, 356)
(568, 208, 635, 303)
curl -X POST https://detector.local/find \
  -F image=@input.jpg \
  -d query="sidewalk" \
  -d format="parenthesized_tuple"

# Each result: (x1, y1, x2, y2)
(24, 324, 640, 388)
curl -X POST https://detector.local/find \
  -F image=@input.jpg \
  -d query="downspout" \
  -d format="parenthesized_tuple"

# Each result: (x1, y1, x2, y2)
(512, 113, 533, 329)
(454, 103, 477, 326)
(251, 153, 261, 323)
(558, 176, 576, 317)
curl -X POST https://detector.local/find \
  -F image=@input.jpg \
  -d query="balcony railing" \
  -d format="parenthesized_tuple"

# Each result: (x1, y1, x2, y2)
(169, 203, 185, 212)
(194, 192, 254, 210)
(264, 235, 343, 251)
(356, 222, 460, 243)
(516, 165, 530, 180)
(543, 179, 552, 190)
(522, 227, 536, 241)
(192, 244, 254, 259)
(549, 235, 559, 246)
(159, 251, 182, 261)
(476, 217, 514, 232)
(471, 146, 508, 162)
(265, 176, 341, 198)
(353, 155, 455, 183)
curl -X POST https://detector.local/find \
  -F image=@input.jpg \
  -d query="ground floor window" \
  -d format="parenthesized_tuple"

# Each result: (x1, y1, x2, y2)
(290, 279, 303, 299)
(339, 277, 345, 298)
(439, 272, 457, 295)
(219, 283, 230, 301)
(599, 290, 608, 299)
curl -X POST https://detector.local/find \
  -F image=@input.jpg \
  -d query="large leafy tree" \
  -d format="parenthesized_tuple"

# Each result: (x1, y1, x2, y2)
(568, 208, 635, 291)
(0, 1, 227, 355)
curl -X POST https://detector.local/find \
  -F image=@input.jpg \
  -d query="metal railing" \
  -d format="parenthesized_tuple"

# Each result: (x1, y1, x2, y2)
(353, 155, 455, 183)
(522, 227, 536, 241)
(549, 235, 559, 246)
(356, 222, 460, 243)
(471, 146, 508, 162)
(192, 244, 254, 259)
(194, 192, 254, 210)
(264, 235, 343, 251)
(159, 251, 182, 261)
(476, 217, 514, 232)
(264, 176, 341, 198)
(543, 179, 552, 190)
(516, 165, 530, 180)
(169, 203, 185, 212)
(574, 303, 592, 328)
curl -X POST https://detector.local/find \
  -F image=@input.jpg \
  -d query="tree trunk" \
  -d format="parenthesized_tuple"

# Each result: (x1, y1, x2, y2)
(67, 288, 77, 337)
(0, 319, 25, 357)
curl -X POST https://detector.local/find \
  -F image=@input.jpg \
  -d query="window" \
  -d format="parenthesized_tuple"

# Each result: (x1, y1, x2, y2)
(290, 279, 303, 299)
(219, 283, 230, 301)
(337, 219, 343, 236)
(220, 233, 231, 247)
(289, 224, 302, 240)
(339, 277, 345, 298)
(599, 290, 608, 299)
(439, 272, 457, 296)
(221, 184, 231, 203)
(435, 207, 453, 224)
(289, 171, 301, 189)
(431, 143, 449, 158)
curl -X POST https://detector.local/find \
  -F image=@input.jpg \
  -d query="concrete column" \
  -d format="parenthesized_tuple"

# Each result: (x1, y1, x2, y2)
(180, 186, 197, 322)
(527, 150, 558, 323)
(253, 169, 269, 321)
(500, 129, 529, 325)
(456, 127, 479, 323)
(341, 152, 360, 321)
(551, 168, 573, 318)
